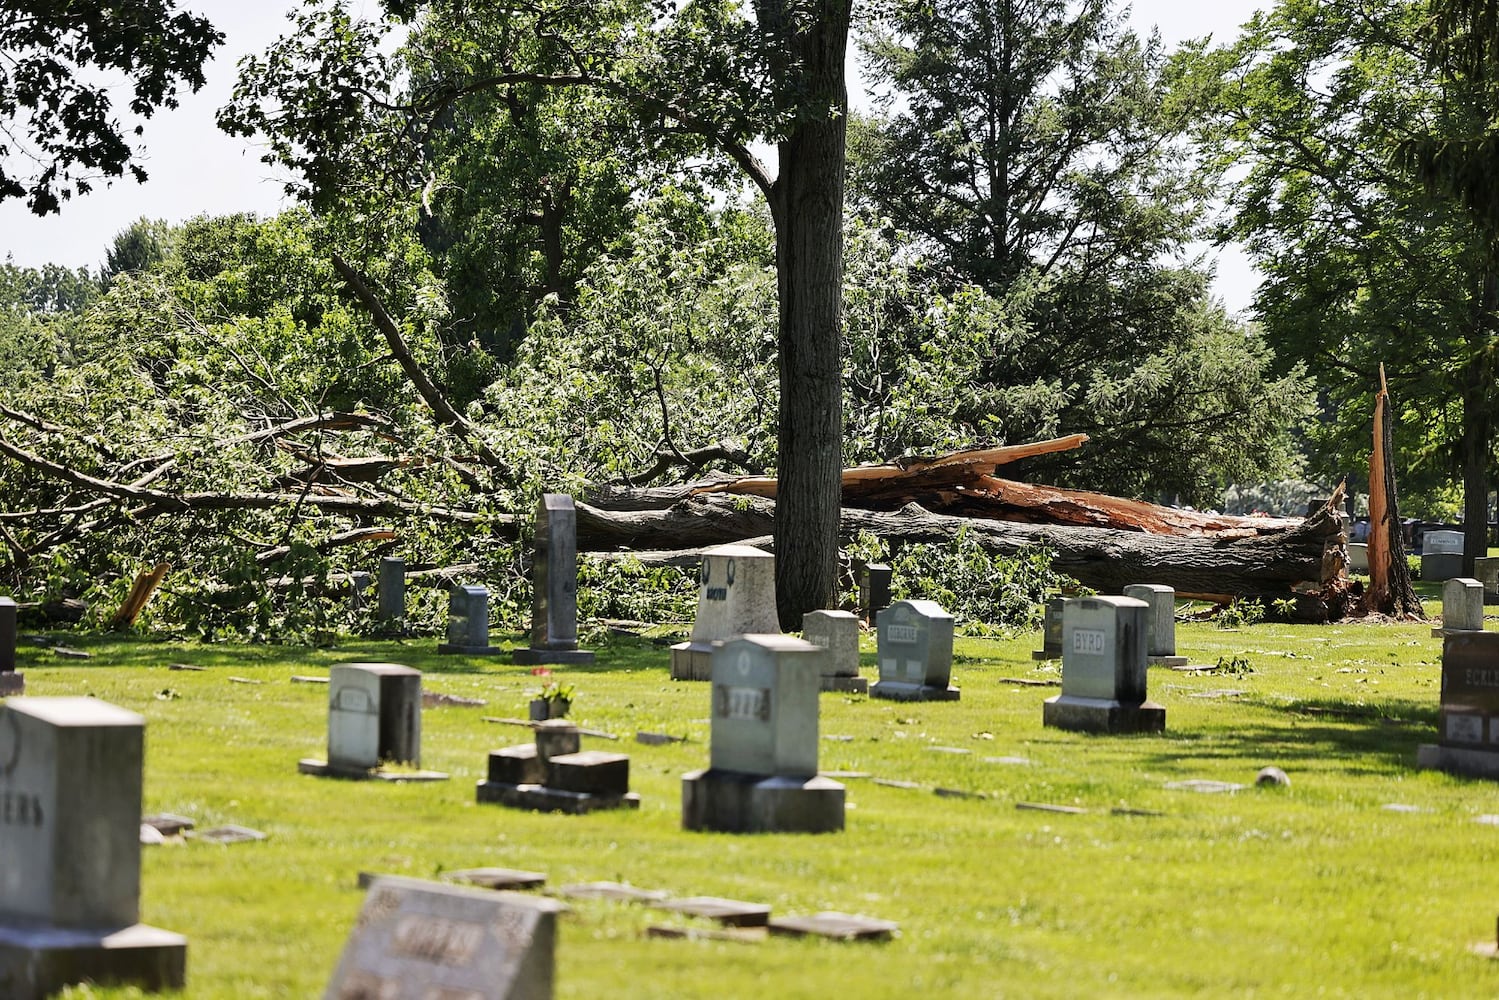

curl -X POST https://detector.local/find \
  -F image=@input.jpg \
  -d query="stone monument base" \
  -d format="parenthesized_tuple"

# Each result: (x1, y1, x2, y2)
(1042, 695, 1166, 734)
(820, 674, 868, 694)
(1147, 655, 1189, 668)
(1432, 626, 1485, 639)
(436, 643, 504, 656)
(0, 921, 186, 1000)
(511, 647, 596, 666)
(670, 641, 712, 681)
(475, 780, 640, 814)
(681, 769, 845, 833)
(869, 681, 961, 702)
(0, 672, 23, 696)
(1415, 743, 1499, 780)
(297, 759, 449, 782)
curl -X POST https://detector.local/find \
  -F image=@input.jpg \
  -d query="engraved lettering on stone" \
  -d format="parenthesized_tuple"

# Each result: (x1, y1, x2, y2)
(716, 685, 770, 722)
(338, 971, 399, 1000)
(356, 888, 403, 930)
(334, 687, 375, 713)
(0, 712, 18, 777)
(887, 625, 919, 644)
(1447, 714, 1485, 743)
(1072, 628, 1106, 655)
(0, 790, 44, 827)
(1465, 668, 1499, 687)
(391, 915, 483, 966)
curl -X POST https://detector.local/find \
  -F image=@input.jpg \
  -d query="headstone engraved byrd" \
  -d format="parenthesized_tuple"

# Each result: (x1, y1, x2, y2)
(670, 544, 779, 681)
(477, 719, 639, 814)
(802, 610, 866, 693)
(1422, 529, 1465, 583)
(377, 556, 405, 625)
(1418, 632, 1499, 779)
(0, 596, 20, 695)
(299, 664, 448, 781)
(0, 698, 186, 999)
(871, 600, 960, 702)
(512, 494, 595, 666)
(1031, 597, 1065, 660)
(1043, 596, 1166, 734)
(1434, 578, 1487, 637)
(681, 635, 845, 833)
(438, 584, 503, 655)
(324, 874, 565, 1000)
(1122, 584, 1188, 667)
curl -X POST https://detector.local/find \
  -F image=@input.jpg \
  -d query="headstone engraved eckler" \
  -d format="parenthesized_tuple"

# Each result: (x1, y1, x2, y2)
(438, 584, 503, 656)
(1030, 597, 1065, 661)
(0, 697, 187, 999)
(0, 597, 20, 695)
(377, 556, 406, 626)
(1422, 530, 1465, 583)
(299, 664, 448, 782)
(513, 494, 595, 666)
(1434, 578, 1486, 637)
(324, 875, 565, 1000)
(1418, 631, 1499, 778)
(871, 600, 960, 702)
(802, 610, 866, 693)
(1043, 596, 1165, 734)
(1122, 584, 1188, 668)
(670, 544, 779, 681)
(681, 635, 845, 833)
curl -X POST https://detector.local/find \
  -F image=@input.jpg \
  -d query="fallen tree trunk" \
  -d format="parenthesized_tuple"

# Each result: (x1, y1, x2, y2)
(574, 494, 1343, 597)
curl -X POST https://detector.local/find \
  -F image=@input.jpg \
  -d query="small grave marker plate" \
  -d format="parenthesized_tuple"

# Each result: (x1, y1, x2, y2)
(767, 912, 898, 941)
(653, 896, 772, 927)
(557, 882, 669, 903)
(192, 824, 268, 844)
(441, 868, 547, 892)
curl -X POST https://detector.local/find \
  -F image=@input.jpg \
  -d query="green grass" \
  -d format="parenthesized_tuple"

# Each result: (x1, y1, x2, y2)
(13, 605, 1499, 999)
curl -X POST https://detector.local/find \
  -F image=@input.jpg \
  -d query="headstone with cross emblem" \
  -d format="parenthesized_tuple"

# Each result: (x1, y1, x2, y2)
(681, 635, 845, 833)
(670, 544, 779, 681)
(0, 697, 187, 998)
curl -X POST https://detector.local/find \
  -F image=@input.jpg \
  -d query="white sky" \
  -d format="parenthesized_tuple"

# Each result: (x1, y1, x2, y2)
(0, 0, 1266, 310)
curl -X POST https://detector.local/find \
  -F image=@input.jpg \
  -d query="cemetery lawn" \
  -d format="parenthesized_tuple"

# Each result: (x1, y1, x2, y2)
(17, 605, 1499, 999)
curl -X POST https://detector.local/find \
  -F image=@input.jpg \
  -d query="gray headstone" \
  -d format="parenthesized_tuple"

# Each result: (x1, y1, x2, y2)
(1123, 584, 1177, 658)
(875, 600, 954, 689)
(1032, 597, 1065, 659)
(530, 495, 580, 650)
(328, 664, 423, 771)
(709, 635, 823, 777)
(1347, 542, 1369, 572)
(690, 545, 779, 642)
(1443, 578, 1486, 632)
(440, 585, 500, 654)
(0, 597, 15, 674)
(1426, 530, 1464, 555)
(859, 564, 892, 623)
(1475, 556, 1499, 595)
(1059, 596, 1149, 703)
(378, 557, 405, 623)
(801, 610, 860, 678)
(323, 875, 564, 1000)
(348, 572, 373, 612)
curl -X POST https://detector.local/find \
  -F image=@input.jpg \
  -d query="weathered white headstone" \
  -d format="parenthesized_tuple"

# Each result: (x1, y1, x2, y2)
(802, 610, 865, 693)
(0, 697, 186, 998)
(513, 494, 594, 666)
(670, 544, 779, 681)
(1043, 596, 1165, 733)
(324, 875, 565, 1000)
(681, 635, 845, 833)
(1123, 584, 1186, 667)
(1438, 578, 1486, 635)
(0, 597, 19, 695)
(300, 664, 446, 781)
(871, 600, 959, 702)
(439, 584, 502, 655)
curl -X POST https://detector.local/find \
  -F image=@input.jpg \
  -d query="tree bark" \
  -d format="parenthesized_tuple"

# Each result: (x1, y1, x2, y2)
(761, 0, 852, 630)
(1462, 258, 1496, 575)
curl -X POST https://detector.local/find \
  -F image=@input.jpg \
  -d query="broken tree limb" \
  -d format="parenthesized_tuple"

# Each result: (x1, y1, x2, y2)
(1362, 365, 1422, 618)
(108, 562, 170, 630)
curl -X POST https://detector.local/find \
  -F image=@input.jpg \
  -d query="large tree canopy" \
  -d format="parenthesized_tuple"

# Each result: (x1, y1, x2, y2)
(0, 1, 222, 214)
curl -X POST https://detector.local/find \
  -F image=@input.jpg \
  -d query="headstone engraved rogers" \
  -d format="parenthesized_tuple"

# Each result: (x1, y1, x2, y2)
(681, 635, 845, 833)
(1042, 596, 1165, 734)
(438, 585, 503, 656)
(670, 544, 779, 681)
(870, 600, 960, 702)
(299, 664, 448, 782)
(0, 697, 187, 999)
(802, 610, 866, 693)
(323, 875, 565, 1000)
(512, 495, 595, 666)
(1418, 631, 1499, 778)
(1122, 584, 1188, 667)
(0, 597, 19, 695)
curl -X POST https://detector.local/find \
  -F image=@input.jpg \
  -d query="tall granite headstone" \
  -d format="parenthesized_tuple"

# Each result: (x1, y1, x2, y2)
(513, 494, 594, 666)
(871, 600, 959, 702)
(1122, 584, 1187, 667)
(1435, 578, 1486, 637)
(681, 635, 845, 833)
(1031, 597, 1065, 661)
(1043, 596, 1165, 734)
(1418, 631, 1499, 779)
(299, 664, 446, 781)
(859, 564, 892, 624)
(802, 610, 866, 693)
(438, 584, 502, 656)
(0, 597, 19, 695)
(324, 875, 565, 1000)
(0, 697, 186, 999)
(1422, 530, 1465, 582)
(670, 544, 780, 681)
(377, 557, 405, 625)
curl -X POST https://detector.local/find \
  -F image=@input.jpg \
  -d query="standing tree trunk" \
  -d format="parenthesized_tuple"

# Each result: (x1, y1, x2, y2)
(1462, 259, 1496, 575)
(761, 0, 852, 629)
(1365, 365, 1424, 617)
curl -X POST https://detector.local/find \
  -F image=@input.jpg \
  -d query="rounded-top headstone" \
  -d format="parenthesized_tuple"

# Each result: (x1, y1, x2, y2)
(689, 544, 779, 642)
